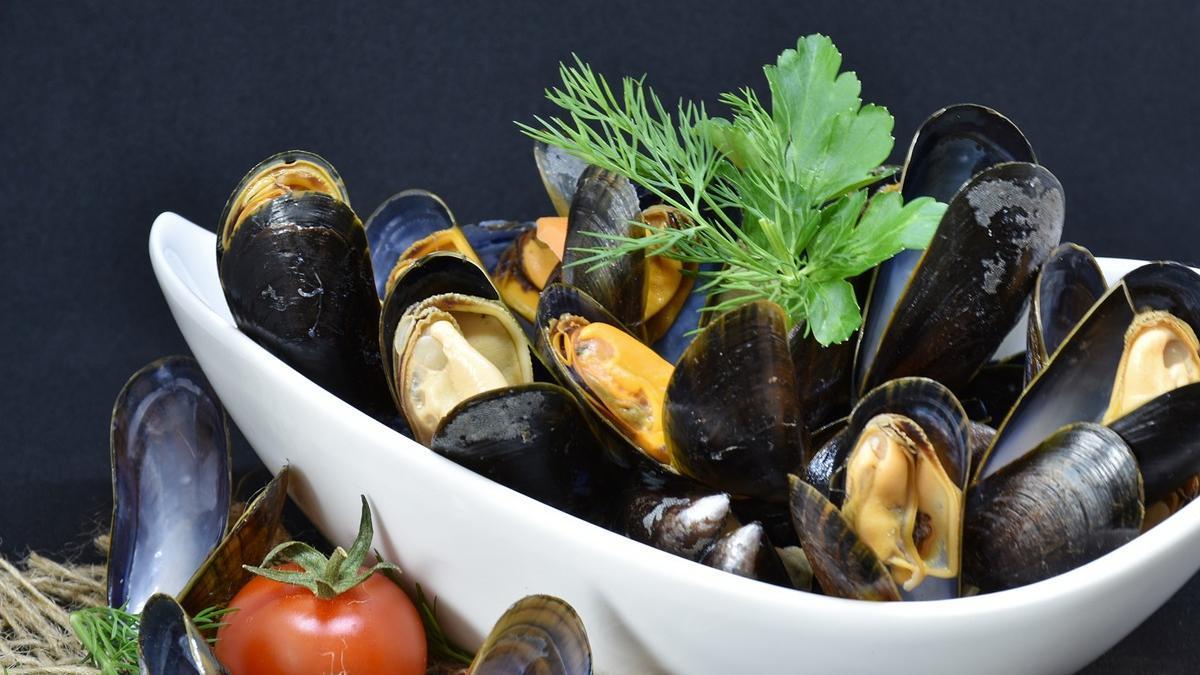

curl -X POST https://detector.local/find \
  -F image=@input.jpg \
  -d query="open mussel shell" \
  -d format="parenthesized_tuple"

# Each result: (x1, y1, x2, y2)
(178, 467, 290, 615)
(821, 378, 971, 600)
(957, 353, 1026, 425)
(787, 476, 900, 601)
(701, 522, 791, 587)
(534, 141, 590, 217)
(108, 357, 230, 613)
(855, 162, 1064, 396)
(216, 150, 348, 265)
(856, 104, 1037, 397)
(977, 262, 1200, 482)
(536, 283, 669, 470)
(431, 384, 609, 520)
(790, 320, 857, 433)
(615, 470, 735, 562)
(665, 300, 807, 501)
(561, 166, 646, 337)
(492, 226, 561, 324)
(964, 423, 1143, 593)
(1026, 243, 1107, 382)
(469, 594, 592, 675)
(378, 252, 504, 412)
(219, 188, 390, 416)
(138, 594, 228, 675)
(364, 189, 460, 298)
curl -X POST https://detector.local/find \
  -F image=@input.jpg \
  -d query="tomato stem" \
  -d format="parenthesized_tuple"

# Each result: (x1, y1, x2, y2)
(243, 496, 400, 600)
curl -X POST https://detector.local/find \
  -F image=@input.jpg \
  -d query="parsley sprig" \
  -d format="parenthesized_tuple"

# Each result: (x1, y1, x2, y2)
(519, 34, 946, 345)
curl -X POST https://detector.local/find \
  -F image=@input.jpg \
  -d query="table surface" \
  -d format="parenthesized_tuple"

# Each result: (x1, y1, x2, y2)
(3, 2, 1198, 672)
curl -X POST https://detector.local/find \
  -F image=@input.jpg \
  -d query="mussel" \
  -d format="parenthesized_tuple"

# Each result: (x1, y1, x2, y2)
(469, 595, 592, 675)
(364, 189, 481, 298)
(797, 378, 970, 599)
(138, 594, 227, 674)
(855, 105, 1050, 396)
(964, 423, 1143, 592)
(108, 357, 230, 613)
(217, 151, 391, 416)
(1025, 243, 1107, 382)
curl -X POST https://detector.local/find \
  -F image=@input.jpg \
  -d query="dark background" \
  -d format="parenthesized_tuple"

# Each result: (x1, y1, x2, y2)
(2, 1, 1197, 671)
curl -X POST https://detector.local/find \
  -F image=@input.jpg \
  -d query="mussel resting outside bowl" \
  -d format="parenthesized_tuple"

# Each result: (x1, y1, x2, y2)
(214, 105, 1200, 604)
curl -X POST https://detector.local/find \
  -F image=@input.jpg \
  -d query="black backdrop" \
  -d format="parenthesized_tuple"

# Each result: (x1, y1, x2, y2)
(3, 1, 1197, 671)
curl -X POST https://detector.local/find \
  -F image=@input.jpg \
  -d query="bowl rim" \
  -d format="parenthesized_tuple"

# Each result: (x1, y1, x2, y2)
(149, 210, 1200, 619)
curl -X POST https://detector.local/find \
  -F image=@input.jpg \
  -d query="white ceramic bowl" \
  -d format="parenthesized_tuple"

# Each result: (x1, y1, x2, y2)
(150, 211, 1200, 674)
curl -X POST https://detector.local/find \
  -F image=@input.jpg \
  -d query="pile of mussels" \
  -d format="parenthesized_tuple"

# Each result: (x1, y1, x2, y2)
(213, 103, 1200, 602)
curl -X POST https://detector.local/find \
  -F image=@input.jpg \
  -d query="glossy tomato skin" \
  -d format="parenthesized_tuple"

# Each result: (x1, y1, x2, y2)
(215, 564, 427, 675)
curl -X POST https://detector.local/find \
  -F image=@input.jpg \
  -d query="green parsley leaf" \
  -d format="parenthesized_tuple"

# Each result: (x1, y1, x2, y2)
(519, 34, 947, 345)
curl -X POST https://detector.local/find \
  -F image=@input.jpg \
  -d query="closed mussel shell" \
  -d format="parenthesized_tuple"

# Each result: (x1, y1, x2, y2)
(561, 166, 646, 337)
(701, 522, 791, 587)
(138, 594, 228, 674)
(108, 357, 230, 613)
(1026, 243, 1107, 382)
(430, 384, 609, 520)
(469, 595, 592, 675)
(178, 467, 290, 615)
(787, 476, 900, 601)
(220, 191, 389, 415)
(665, 300, 806, 501)
(964, 423, 1143, 592)
(1109, 382, 1200, 508)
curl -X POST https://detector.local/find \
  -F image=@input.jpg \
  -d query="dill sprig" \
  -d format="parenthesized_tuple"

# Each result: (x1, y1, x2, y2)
(519, 34, 947, 345)
(415, 583, 475, 666)
(70, 604, 231, 675)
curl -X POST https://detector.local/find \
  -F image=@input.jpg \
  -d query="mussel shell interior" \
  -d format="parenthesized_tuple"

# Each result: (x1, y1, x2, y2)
(138, 593, 228, 674)
(108, 357, 230, 613)
(964, 423, 1143, 593)
(364, 189, 457, 298)
(534, 141, 591, 217)
(430, 384, 608, 520)
(470, 594, 592, 675)
(1027, 243, 1107, 381)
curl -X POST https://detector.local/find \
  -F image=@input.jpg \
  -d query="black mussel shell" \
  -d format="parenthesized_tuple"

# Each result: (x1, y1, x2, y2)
(731, 497, 800, 548)
(470, 595, 592, 675)
(615, 471, 734, 562)
(787, 476, 900, 601)
(138, 594, 228, 674)
(665, 300, 807, 501)
(978, 262, 1200, 482)
(364, 189, 457, 298)
(1109, 382, 1200, 506)
(561, 166, 646, 337)
(900, 104, 1035, 204)
(217, 150, 348, 265)
(108, 357, 230, 613)
(964, 423, 1143, 593)
(1026, 243, 1107, 382)
(378, 252, 504, 412)
(220, 192, 390, 416)
(856, 162, 1064, 395)
(857, 104, 1037, 397)
(431, 384, 610, 520)
(789, 320, 857, 433)
(805, 424, 851, 500)
(701, 522, 791, 587)
(968, 421, 997, 471)
(534, 141, 591, 217)
(178, 467, 290, 615)
(957, 354, 1026, 425)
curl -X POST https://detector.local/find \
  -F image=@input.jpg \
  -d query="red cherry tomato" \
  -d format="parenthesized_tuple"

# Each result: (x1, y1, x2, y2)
(214, 564, 426, 675)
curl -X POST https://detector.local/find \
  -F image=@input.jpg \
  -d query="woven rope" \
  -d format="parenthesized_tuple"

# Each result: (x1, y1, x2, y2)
(0, 541, 106, 674)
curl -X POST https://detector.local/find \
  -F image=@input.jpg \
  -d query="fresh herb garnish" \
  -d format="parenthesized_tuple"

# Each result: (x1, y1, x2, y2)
(415, 583, 476, 665)
(519, 34, 947, 345)
(70, 604, 231, 675)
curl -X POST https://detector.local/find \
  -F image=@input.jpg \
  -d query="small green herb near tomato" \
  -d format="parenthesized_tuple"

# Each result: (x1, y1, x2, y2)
(215, 497, 427, 675)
